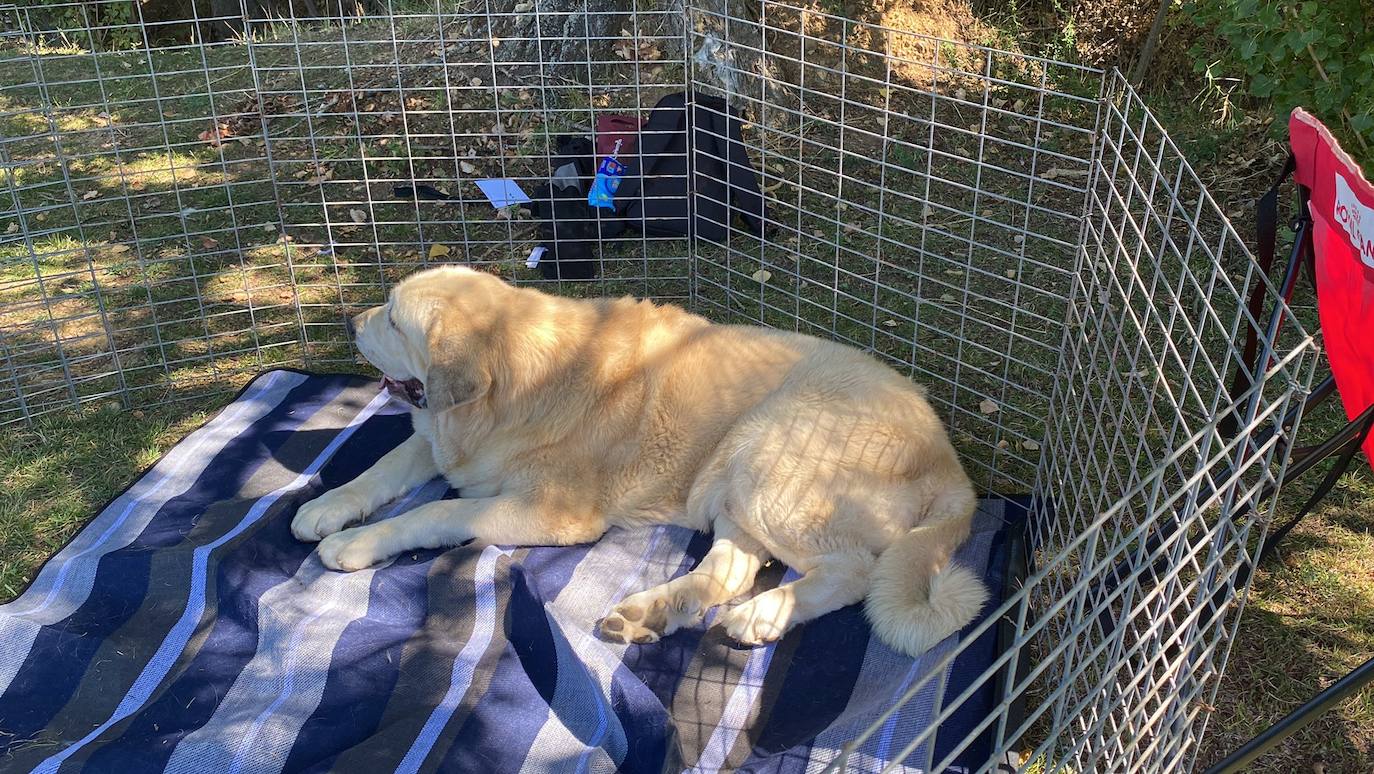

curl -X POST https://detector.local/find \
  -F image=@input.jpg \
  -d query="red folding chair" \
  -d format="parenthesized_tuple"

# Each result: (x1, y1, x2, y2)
(1203, 108, 1374, 772)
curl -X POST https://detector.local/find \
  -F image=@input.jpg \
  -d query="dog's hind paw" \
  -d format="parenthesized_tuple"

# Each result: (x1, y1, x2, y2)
(717, 594, 791, 646)
(599, 597, 671, 645)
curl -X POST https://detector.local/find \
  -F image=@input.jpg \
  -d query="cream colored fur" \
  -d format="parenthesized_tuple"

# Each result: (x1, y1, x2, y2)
(292, 266, 987, 656)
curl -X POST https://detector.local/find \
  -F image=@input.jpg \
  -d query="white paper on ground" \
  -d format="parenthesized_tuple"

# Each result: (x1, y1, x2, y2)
(526, 245, 547, 268)
(475, 178, 532, 208)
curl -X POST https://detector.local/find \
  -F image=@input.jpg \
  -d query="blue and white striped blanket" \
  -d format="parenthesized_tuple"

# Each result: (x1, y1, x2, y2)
(0, 370, 1022, 773)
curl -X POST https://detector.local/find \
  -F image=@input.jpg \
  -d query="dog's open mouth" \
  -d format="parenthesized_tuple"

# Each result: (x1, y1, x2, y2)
(380, 375, 426, 408)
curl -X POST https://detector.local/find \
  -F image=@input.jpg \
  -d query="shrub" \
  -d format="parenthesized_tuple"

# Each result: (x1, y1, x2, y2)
(1187, 0, 1373, 158)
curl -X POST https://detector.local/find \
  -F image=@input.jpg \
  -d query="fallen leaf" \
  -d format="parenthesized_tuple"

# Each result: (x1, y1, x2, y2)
(198, 122, 234, 148)
(812, 229, 825, 238)
(82, 190, 99, 200)
(5, 222, 17, 234)
(881, 319, 898, 328)
(750, 269, 772, 283)
(107, 244, 130, 255)
(1004, 269, 1017, 278)
(1041, 168, 1060, 181)
(460, 161, 477, 174)
(470, 77, 483, 87)
(1021, 439, 1041, 451)
(997, 439, 1009, 449)
(978, 398, 999, 415)
(201, 237, 219, 249)
(349, 208, 368, 224)
(939, 293, 955, 303)
(428, 243, 452, 259)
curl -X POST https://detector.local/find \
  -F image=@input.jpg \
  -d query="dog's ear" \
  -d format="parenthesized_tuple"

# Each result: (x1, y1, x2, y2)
(424, 315, 492, 412)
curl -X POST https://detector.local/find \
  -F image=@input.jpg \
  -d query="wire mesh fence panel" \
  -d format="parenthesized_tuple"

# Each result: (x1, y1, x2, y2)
(242, 0, 699, 369)
(0, 1, 1323, 771)
(1, 0, 290, 423)
(684, 0, 1104, 496)
(1019, 73, 1318, 773)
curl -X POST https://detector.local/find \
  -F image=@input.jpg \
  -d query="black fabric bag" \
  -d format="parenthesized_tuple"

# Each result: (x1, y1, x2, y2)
(524, 135, 602, 280)
(607, 91, 767, 241)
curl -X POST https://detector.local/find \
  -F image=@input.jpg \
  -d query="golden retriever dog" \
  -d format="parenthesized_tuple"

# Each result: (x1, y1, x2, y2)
(291, 266, 987, 655)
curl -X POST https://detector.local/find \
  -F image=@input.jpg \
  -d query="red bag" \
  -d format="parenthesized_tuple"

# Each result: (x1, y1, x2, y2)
(595, 114, 643, 158)
(1290, 108, 1374, 461)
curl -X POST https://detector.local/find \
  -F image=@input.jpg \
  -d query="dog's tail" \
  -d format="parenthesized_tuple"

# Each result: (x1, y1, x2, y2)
(865, 486, 988, 657)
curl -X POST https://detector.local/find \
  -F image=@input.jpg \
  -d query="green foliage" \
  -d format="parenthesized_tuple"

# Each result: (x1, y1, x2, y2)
(1188, 0, 1373, 157)
(25, 0, 142, 51)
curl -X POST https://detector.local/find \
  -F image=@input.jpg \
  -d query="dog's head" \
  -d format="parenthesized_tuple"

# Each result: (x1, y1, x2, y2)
(349, 265, 505, 412)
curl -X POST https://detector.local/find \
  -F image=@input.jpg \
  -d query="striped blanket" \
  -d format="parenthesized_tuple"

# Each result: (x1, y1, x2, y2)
(0, 370, 1023, 774)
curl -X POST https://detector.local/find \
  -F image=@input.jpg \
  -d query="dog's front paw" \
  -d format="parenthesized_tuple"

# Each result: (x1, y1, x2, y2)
(718, 594, 791, 646)
(317, 525, 392, 571)
(292, 491, 366, 542)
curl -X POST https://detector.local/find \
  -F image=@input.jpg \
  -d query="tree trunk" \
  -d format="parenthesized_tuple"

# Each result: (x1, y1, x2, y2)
(1130, 0, 1170, 85)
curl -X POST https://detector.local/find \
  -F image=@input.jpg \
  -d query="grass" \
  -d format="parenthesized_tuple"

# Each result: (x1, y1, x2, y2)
(0, 397, 215, 599)
(1160, 107, 1374, 772)
(0, 4, 1370, 772)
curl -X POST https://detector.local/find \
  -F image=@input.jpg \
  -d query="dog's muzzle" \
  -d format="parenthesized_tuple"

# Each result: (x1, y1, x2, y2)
(380, 375, 426, 409)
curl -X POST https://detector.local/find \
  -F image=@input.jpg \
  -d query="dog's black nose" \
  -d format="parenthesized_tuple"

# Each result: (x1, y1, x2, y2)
(344, 315, 356, 339)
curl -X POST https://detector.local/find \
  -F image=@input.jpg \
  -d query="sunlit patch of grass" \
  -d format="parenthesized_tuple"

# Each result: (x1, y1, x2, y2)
(1201, 472, 1374, 772)
(68, 150, 228, 191)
